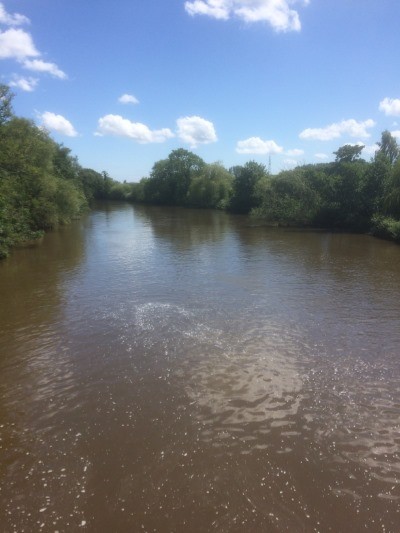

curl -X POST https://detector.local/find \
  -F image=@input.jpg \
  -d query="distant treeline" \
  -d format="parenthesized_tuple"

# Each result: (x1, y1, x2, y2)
(1, 84, 400, 258)
(124, 132, 400, 243)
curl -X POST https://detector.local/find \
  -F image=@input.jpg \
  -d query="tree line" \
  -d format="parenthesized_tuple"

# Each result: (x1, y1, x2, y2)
(1, 83, 400, 258)
(127, 133, 400, 242)
(0, 85, 125, 258)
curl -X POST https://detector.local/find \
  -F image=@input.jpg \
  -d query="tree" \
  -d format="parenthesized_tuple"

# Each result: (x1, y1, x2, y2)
(363, 152, 390, 213)
(102, 171, 113, 198)
(229, 161, 268, 213)
(145, 149, 206, 205)
(333, 144, 364, 163)
(78, 168, 106, 201)
(376, 130, 399, 166)
(53, 144, 80, 182)
(187, 163, 233, 209)
(0, 85, 122, 258)
(166, 148, 206, 205)
(383, 158, 400, 216)
(0, 114, 88, 255)
(0, 84, 14, 126)
(253, 168, 320, 225)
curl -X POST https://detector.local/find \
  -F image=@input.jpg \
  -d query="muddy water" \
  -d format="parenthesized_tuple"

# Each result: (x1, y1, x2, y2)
(1, 202, 400, 532)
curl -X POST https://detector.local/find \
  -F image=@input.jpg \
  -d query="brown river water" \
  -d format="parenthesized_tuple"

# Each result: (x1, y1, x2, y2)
(1, 202, 400, 532)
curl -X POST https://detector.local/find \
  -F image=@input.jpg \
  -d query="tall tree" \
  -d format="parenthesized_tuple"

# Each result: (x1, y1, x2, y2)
(377, 130, 399, 166)
(146, 149, 205, 205)
(0, 84, 14, 126)
(383, 158, 400, 216)
(187, 163, 233, 209)
(229, 161, 268, 213)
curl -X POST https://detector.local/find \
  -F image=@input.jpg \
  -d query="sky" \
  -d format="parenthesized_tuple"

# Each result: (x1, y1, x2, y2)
(1, 0, 400, 182)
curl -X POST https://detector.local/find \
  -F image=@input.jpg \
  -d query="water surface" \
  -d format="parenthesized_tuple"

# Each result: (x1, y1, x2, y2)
(1, 203, 400, 532)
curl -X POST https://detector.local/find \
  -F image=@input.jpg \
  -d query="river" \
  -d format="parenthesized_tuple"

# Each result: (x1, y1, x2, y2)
(1, 202, 400, 532)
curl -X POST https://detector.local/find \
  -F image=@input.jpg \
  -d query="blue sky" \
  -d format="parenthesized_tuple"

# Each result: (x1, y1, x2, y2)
(1, 0, 400, 181)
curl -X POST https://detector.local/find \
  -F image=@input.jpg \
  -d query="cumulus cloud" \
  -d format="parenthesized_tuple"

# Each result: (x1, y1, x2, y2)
(96, 114, 174, 143)
(379, 97, 400, 117)
(299, 119, 375, 141)
(314, 153, 329, 160)
(184, 0, 309, 32)
(0, 28, 39, 59)
(391, 130, 400, 139)
(176, 116, 217, 147)
(236, 136, 283, 154)
(0, 4, 66, 86)
(118, 93, 139, 105)
(283, 158, 298, 167)
(9, 75, 38, 92)
(286, 148, 304, 156)
(22, 59, 67, 79)
(0, 2, 30, 26)
(185, 0, 230, 19)
(39, 112, 78, 137)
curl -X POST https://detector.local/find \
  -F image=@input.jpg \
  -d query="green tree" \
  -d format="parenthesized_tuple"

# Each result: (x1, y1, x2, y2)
(78, 168, 106, 202)
(229, 161, 268, 213)
(187, 163, 233, 209)
(0, 84, 14, 126)
(169, 148, 205, 203)
(101, 171, 113, 198)
(363, 152, 391, 213)
(383, 158, 400, 217)
(253, 168, 319, 225)
(145, 149, 205, 205)
(377, 130, 399, 166)
(333, 144, 364, 163)
(0, 115, 87, 256)
(0, 84, 122, 258)
(331, 160, 371, 229)
(53, 144, 80, 182)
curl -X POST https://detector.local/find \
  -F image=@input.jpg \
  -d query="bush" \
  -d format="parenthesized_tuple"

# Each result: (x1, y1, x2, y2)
(370, 215, 400, 242)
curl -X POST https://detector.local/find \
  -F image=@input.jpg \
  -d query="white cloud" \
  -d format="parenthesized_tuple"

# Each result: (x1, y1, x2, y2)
(299, 119, 375, 141)
(391, 130, 400, 139)
(184, 0, 309, 32)
(0, 2, 30, 26)
(314, 153, 329, 160)
(236, 136, 283, 154)
(96, 114, 174, 143)
(286, 148, 304, 156)
(379, 97, 400, 117)
(39, 111, 78, 137)
(22, 59, 67, 79)
(0, 28, 39, 59)
(185, 0, 230, 20)
(9, 76, 38, 92)
(283, 158, 298, 167)
(118, 93, 139, 105)
(176, 115, 217, 147)
(0, 5, 66, 82)
(362, 143, 379, 156)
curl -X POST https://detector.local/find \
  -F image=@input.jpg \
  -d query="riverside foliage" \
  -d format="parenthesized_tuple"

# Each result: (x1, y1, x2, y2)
(130, 134, 400, 243)
(0, 85, 126, 258)
(2, 84, 400, 258)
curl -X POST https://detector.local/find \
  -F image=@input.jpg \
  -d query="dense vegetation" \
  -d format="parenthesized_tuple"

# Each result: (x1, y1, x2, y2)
(129, 132, 400, 242)
(2, 83, 400, 259)
(0, 85, 124, 259)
